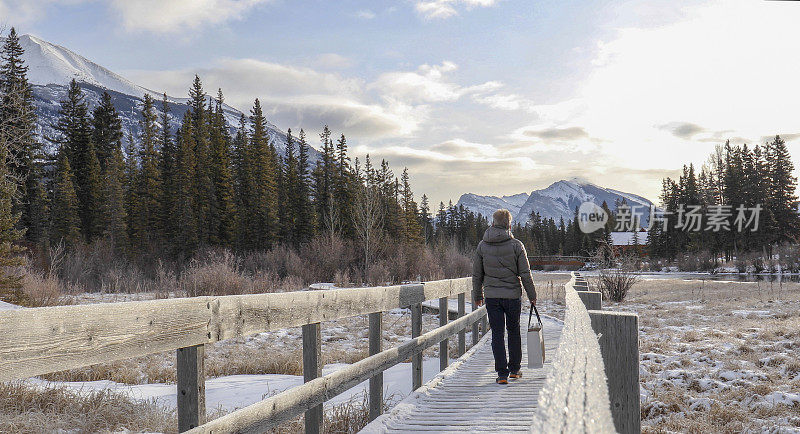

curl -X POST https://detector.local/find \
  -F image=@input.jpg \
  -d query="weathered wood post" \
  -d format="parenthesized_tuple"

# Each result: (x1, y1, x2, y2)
(368, 312, 383, 421)
(481, 315, 488, 337)
(457, 293, 466, 356)
(411, 303, 423, 390)
(470, 295, 479, 346)
(439, 297, 449, 371)
(576, 290, 602, 310)
(588, 310, 640, 434)
(302, 323, 323, 434)
(177, 344, 205, 432)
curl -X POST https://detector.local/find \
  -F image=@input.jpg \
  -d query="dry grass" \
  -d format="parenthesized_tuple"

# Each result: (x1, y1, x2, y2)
(266, 393, 397, 434)
(0, 381, 396, 434)
(611, 278, 800, 432)
(0, 381, 176, 433)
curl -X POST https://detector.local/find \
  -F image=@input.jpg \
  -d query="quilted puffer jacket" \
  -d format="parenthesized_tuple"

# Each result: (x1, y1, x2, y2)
(472, 226, 536, 302)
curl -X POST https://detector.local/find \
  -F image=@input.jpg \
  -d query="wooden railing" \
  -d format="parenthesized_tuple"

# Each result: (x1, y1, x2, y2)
(0, 278, 487, 433)
(533, 272, 640, 434)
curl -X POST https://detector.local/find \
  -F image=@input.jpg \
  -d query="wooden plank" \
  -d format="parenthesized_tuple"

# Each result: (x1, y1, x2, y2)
(177, 344, 206, 432)
(368, 312, 383, 422)
(302, 323, 322, 434)
(0, 297, 212, 382)
(190, 307, 488, 434)
(411, 303, 423, 390)
(589, 310, 640, 434)
(457, 293, 466, 356)
(0, 278, 472, 382)
(439, 297, 448, 371)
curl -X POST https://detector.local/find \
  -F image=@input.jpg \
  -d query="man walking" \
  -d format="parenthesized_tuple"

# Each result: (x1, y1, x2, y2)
(472, 209, 537, 384)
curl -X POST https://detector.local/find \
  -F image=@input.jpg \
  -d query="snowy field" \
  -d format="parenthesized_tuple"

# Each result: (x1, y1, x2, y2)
(603, 277, 800, 433)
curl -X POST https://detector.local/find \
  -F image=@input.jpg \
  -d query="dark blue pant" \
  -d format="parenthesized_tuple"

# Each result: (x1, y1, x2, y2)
(486, 297, 522, 378)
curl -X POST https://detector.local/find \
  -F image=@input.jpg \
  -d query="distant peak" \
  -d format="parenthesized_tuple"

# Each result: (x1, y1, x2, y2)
(566, 176, 593, 186)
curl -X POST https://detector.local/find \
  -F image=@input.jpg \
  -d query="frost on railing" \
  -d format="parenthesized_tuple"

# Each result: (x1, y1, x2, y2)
(530, 273, 616, 433)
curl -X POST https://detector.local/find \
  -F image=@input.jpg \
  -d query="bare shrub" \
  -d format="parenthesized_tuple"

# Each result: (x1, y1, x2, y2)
(366, 260, 391, 286)
(181, 250, 250, 297)
(595, 259, 639, 302)
(436, 241, 472, 278)
(19, 268, 65, 307)
(676, 250, 716, 272)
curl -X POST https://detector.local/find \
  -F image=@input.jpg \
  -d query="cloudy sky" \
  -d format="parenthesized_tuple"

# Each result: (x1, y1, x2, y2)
(2, 0, 799, 206)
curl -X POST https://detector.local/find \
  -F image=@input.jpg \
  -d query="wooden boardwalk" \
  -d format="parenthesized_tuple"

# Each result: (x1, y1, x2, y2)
(361, 315, 563, 433)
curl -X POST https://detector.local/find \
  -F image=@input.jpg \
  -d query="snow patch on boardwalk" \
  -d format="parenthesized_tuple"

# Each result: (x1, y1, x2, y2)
(361, 315, 563, 433)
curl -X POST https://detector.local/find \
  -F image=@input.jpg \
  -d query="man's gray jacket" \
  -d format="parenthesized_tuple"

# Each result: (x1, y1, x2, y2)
(472, 226, 536, 302)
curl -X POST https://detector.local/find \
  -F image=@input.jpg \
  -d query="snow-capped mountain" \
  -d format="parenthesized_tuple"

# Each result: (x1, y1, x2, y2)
(457, 178, 654, 226)
(456, 192, 530, 221)
(8, 34, 319, 160)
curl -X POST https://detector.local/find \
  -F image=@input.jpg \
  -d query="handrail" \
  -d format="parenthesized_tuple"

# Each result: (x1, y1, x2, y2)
(530, 272, 616, 433)
(0, 277, 487, 432)
(191, 305, 487, 433)
(0, 278, 471, 382)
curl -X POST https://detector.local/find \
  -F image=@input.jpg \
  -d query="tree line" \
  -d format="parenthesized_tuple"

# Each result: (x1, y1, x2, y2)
(647, 139, 799, 260)
(0, 27, 495, 293)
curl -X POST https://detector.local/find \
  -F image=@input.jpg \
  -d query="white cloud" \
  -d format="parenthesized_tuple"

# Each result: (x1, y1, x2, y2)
(109, 0, 271, 33)
(371, 61, 501, 104)
(414, 0, 499, 20)
(315, 53, 353, 70)
(125, 58, 424, 138)
(523, 0, 800, 200)
(0, 0, 271, 34)
(0, 0, 88, 25)
(471, 92, 536, 113)
(355, 9, 376, 19)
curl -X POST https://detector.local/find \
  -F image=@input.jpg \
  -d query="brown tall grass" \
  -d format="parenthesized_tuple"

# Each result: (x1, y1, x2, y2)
(0, 382, 176, 433)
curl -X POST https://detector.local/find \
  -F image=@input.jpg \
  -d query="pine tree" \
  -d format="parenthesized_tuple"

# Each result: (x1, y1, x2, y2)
(209, 89, 235, 245)
(54, 79, 101, 241)
(123, 133, 138, 246)
(400, 168, 422, 244)
(50, 152, 81, 247)
(91, 92, 123, 168)
(100, 146, 128, 253)
(313, 125, 335, 233)
(159, 93, 177, 244)
(765, 135, 799, 243)
(173, 111, 198, 255)
(1, 28, 43, 243)
(279, 128, 299, 245)
(295, 129, 314, 244)
(133, 94, 162, 248)
(333, 133, 354, 237)
(83, 143, 103, 241)
(232, 113, 251, 249)
(188, 76, 215, 245)
(243, 99, 277, 249)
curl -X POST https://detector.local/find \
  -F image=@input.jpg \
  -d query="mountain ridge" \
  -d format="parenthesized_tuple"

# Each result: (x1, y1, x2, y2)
(7, 33, 319, 160)
(457, 178, 654, 227)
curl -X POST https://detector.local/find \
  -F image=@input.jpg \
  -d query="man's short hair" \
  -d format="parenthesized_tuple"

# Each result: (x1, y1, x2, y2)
(492, 209, 512, 229)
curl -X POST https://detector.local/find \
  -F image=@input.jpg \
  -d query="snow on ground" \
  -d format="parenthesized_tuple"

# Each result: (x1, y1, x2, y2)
(601, 277, 800, 433)
(0, 300, 21, 311)
(29, 358, 447, 415)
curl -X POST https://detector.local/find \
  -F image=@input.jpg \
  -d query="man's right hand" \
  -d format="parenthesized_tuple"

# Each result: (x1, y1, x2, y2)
(531, 298, 537, 306)
(476, 299, 484, 307)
